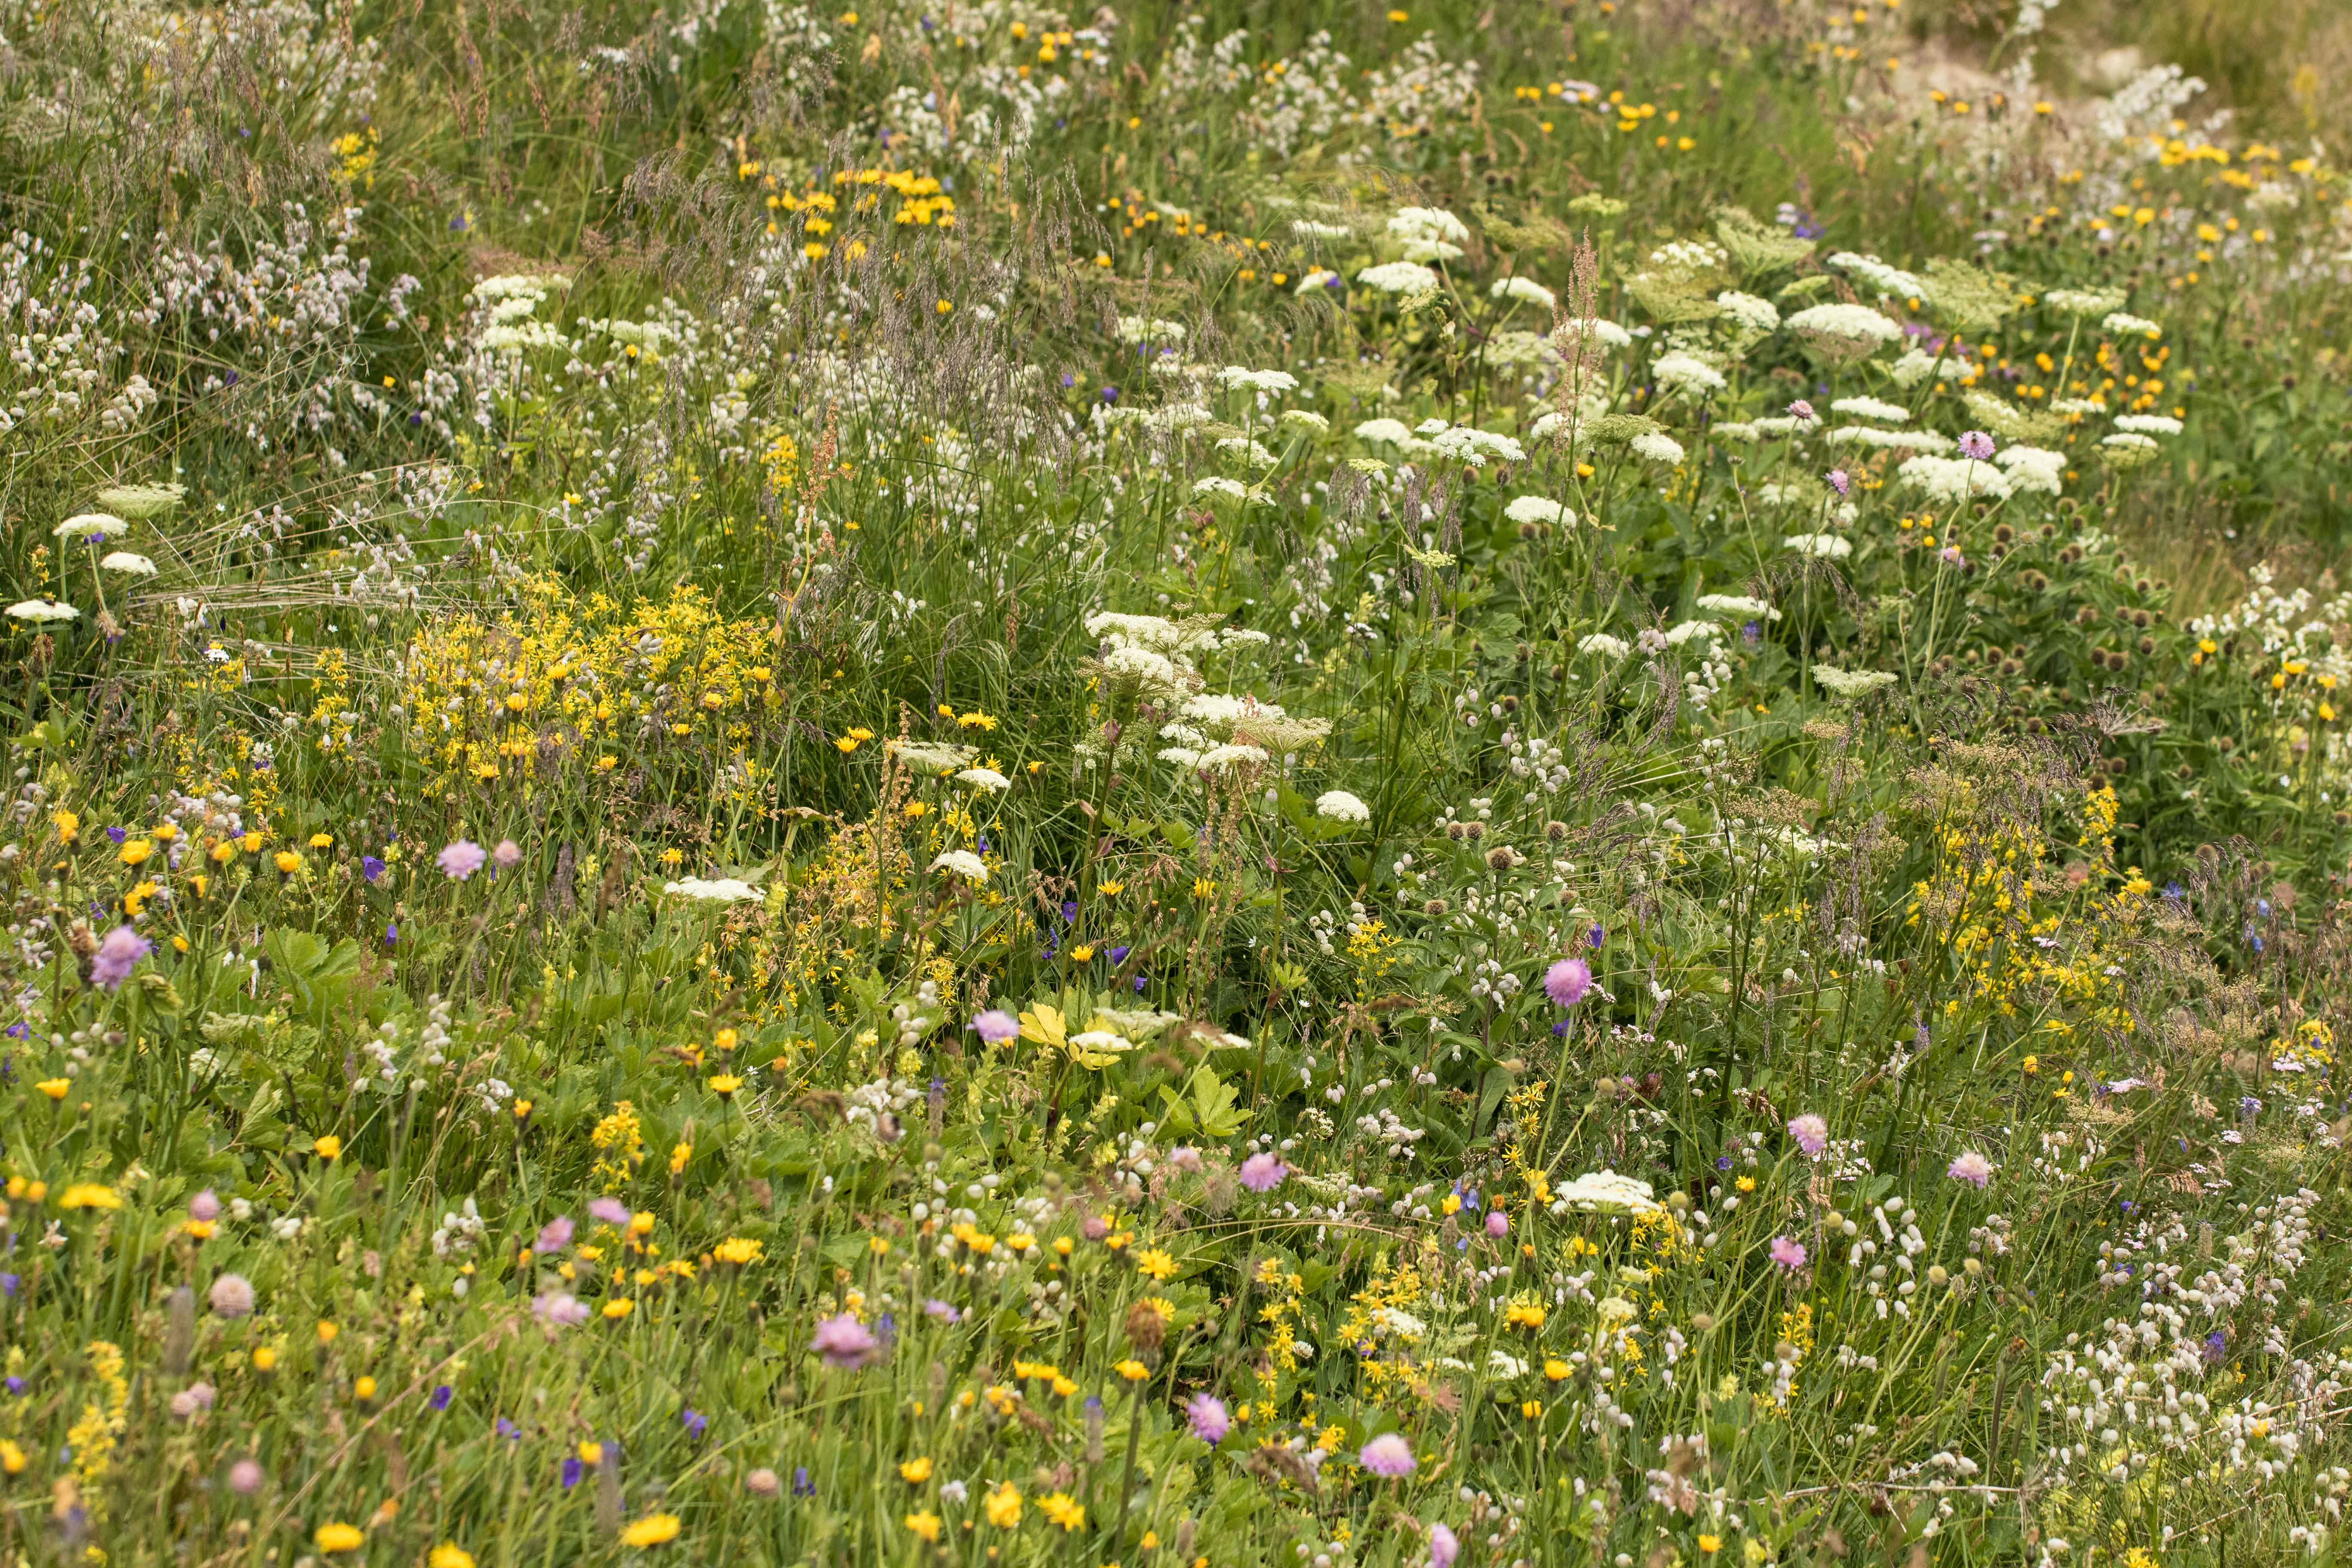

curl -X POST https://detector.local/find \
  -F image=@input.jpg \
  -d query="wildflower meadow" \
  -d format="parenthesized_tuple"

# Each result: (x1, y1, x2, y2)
(9, 0, 2352, 1562)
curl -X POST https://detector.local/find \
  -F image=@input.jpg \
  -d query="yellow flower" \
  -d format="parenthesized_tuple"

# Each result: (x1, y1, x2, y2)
(309, 833, 334, 850)
(58, 1183, 121, 1210)
(714, 1237, 764, 1265)
(315, 1135, 343, 1161)
(1191, 876, 1216, 898)
(1521, 1399, 1543, 1419)
(1504, 1300, 1546, 1330)
(241, 832, 263, 853)
(275, 850, 303, 875)
(1068, 943, 1094, 962)
(210, 839, 237, 863)
(119, 838, 154, 866)
(52, 809, 77, 844)
(314, 1524, 365, 1554)
(317, 1321, 340, 1344)
(1698, 1534, 1722, 1555)
(1098, 880, 1124, 896)
(1136, 1247, 1179, 1281)
(1544, 1357, 1570, 1381)
(354, 1376, 377, 1401)
(431, 1547, 477, 1568)
(0, 1439, 22, 1474)
(619, 1513, 681, 1547)
(253, 1347, 278, 1372)
(900, 1456, 933, 1483)
(603, 1298, 635, 1319)
(1040, 1492, 1085, 1531)
(36, 1078, 68, 1101)
(984, 1482, 1023, 1528)
(707, 1073, 743, 1098)
(903, 1512, 942, 1543)
(1114, 1358, 1151, 1381)
(835, 735, 862, 753)
(122, 880, 156, 916)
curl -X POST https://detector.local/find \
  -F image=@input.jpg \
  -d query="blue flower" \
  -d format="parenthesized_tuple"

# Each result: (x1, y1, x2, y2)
(386, 922, 398, 947)
(681, 1408, 707, 1439)
(106, 827, 128, 845)
(496, 1418, 521, 1441)
(562, 1457, 584, 1488)
(792, 1467, 815, 1497)
(1108, 945, 1130, 964)
(429, 1385, 453, 1411)
(362, 855, 386, 883)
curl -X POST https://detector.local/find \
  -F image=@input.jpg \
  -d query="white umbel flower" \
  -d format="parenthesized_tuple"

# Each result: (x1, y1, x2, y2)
(1314, 790, 1371, 823)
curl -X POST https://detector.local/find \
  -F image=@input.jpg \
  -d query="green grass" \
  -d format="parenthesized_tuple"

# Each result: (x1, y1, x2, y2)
(3, 0, 2352, 1564)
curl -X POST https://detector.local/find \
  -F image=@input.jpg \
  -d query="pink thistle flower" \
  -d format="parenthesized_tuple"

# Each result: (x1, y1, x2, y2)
(1543, 957, 1592, 1007)
(1359, 1433, 1416, 1478)
(1769, 1235, 1808, 1271)
(1787, 1113, 1828, 1156)
(1947, 1148, 1994, 1188)
(1187, 1393, 1231, 1443)
(437, 839, 488, 880)
(533, 1291, 591, 1326)
(812, 1311, 882, 1369)
(208, 1273, 256, 1318)
(91, 925, 151, 990)
(1237, 1152, 1286, 1193)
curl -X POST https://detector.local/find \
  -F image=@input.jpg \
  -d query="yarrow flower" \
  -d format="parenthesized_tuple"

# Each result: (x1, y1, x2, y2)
(1314, 790, 1370, 824)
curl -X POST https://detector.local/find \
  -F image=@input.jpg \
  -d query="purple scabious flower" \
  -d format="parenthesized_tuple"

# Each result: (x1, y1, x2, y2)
(1787, 1113, 1829, 1156)
(1543, 957, 1591, 1007)
(589, 1197, 631, 1225)
(1958, 429, 1996, 461)
(493, 839, 523, 871)
(1359, 1433, 1416, 1478)
(1430, 1523, 1461, 1568)
(812, 1312, 882, 1369)
(91, 925, 151, 990)
(1187, 1393, 1231, 1443)
(1484, 1210, 1509, 1238)
(1825, 467, 1851, 497)
(534, 1216, 575, 1254)
(1769, 1236, 1808, 1271)
(922, 1298, 961, 1323)
(1947, 1149, 1994, 1188)
(436, 839, 487, 880)
(970, 1009, 1020, 1044)
(1237, 1152, 1286, 1193)
(1786, 399, 1816, 423)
